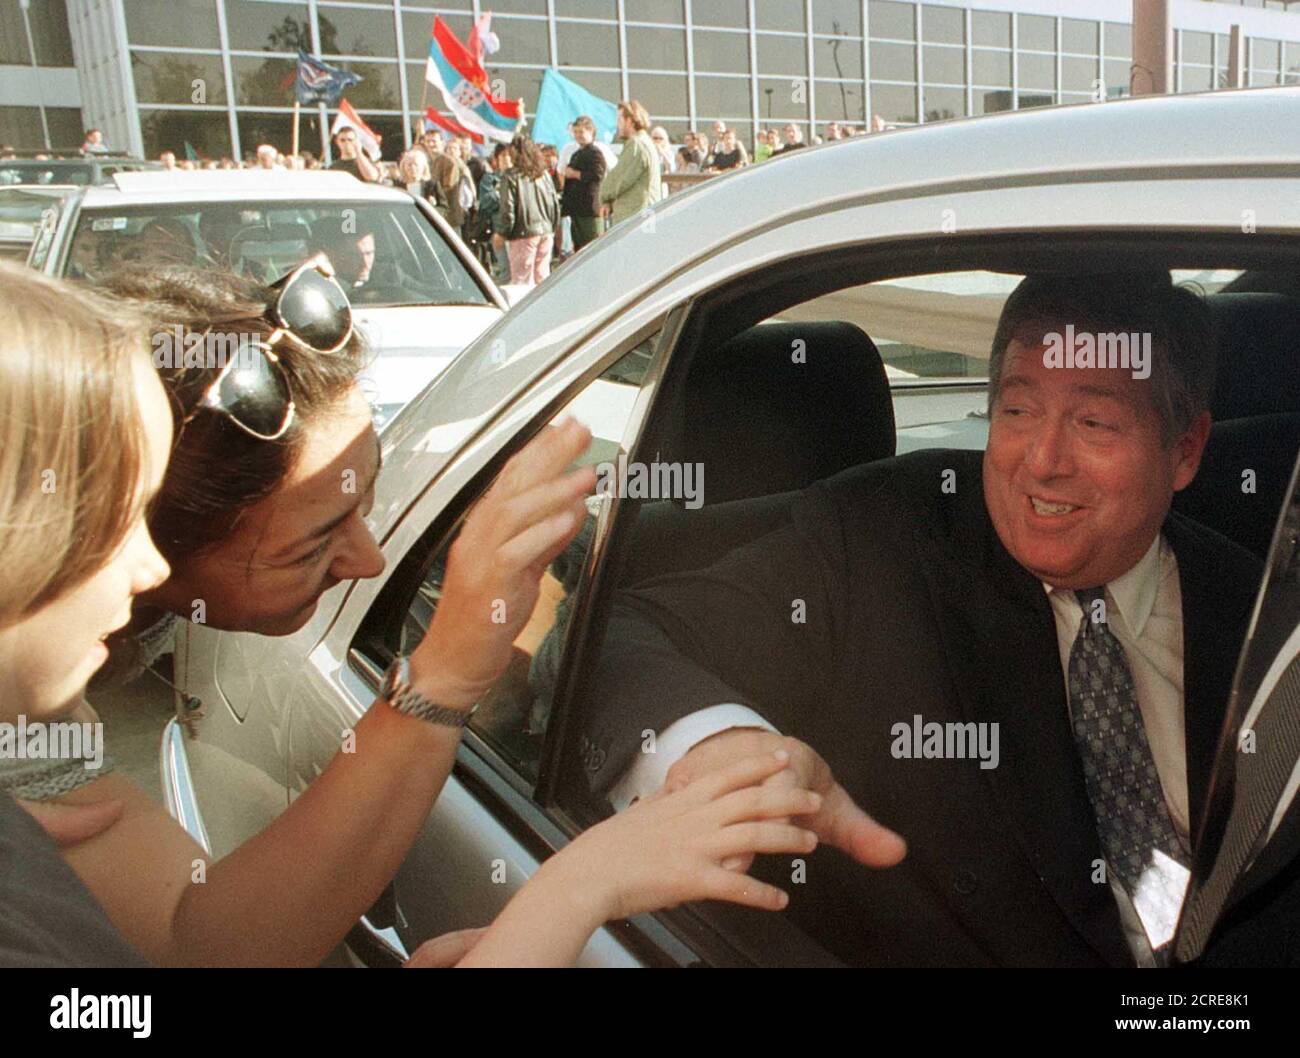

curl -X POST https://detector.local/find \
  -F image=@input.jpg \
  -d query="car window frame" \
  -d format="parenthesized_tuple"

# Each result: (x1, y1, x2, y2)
(539, 229, 1300, 967)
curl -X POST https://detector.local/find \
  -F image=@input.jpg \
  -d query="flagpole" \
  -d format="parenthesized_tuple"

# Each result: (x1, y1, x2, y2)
(292, 99, 301, 157)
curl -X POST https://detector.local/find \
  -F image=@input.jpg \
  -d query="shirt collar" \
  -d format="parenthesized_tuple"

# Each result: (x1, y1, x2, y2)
(1042, 533, 1164, 637)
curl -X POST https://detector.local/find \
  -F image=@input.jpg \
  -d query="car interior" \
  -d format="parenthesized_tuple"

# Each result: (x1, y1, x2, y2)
(354, 233, 1300, 966)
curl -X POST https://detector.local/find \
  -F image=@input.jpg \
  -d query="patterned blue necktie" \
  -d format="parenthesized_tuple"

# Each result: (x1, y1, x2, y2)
(1068, 587, 1187, 898)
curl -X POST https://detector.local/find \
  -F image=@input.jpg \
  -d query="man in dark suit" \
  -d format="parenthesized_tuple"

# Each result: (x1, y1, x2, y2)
(580, 274, 1299, 966)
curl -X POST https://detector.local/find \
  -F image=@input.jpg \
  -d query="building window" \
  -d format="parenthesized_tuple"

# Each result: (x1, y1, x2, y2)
(222, 2, 310, 54)
(628, 72, 688, 117)
(756, 32, 807, 78)
(692, 29, 750, 75)
(813, 0, 862, 37)
(1018, 52, 1056, 93)
(923, 44, 964, 86)
(27, 0, 75, 67)
(626, 25, 687, 70)
(921, 4, 964, 46)
(1061, 55, 1099, 93)
(556, 20, 620, 69)
(1104, 22, 1132, 59)
(141, 108, 235, 161)
(317, 3, 401, 58)
(624, 0, 683, 25)
(1062, 18, 1098, 56)
(0, 106, 44, 149)
(695, 74, 753, 117)
(754, 0, 804, 33)
(972, 10, 1011, 49)
(870, 40, 916, 81)
(1017, 14, 1055, 53)
(135, 51, 229, 106)
(923, 84, 966, 121)
(972, 48, 1011, 88)
(815, 79, 864, 123)
(869, 81, 917, 122)
(692, 0, 748, 31)
(126, 0, 222, 50)
(815, 36, 864, 81)
(870, 1, 916, 43)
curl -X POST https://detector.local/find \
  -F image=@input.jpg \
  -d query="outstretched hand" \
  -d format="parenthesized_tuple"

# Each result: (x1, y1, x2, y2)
(663, 729, 907, 874)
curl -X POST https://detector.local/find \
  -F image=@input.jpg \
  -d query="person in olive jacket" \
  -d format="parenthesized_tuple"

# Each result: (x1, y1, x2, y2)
(494, 133, 561, 287)
(599, 100, 662, 228)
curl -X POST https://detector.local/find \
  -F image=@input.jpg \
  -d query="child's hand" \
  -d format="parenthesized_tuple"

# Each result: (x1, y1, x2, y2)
(558, 750, 821, 923)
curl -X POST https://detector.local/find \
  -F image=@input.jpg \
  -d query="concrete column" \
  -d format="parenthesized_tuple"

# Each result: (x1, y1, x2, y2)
(1131, 0, 1171, 96)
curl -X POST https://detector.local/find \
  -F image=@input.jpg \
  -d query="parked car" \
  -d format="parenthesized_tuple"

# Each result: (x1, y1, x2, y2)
(25, 170, 508, 427)
(0, 155, 160, 187)
(164, 87, 1300, 966)
(0, 185, 76, 262)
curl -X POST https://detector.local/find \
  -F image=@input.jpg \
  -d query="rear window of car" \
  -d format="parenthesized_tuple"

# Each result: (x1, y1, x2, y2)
(0, 162, 94, 186)
(65, 198, 492, 308)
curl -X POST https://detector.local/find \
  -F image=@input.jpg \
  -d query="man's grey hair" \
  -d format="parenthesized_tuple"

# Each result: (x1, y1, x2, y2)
(987, 273, 1217, 446)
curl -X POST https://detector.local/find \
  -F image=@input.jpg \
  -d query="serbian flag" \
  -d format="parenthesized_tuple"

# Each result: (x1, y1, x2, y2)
(425, 106, 483, 145)
(425, 16, 522, 144)
(330, 99, 383, 161)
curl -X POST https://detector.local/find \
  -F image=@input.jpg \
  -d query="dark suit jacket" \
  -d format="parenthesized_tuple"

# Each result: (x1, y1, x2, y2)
(582, 449, 1299, 966)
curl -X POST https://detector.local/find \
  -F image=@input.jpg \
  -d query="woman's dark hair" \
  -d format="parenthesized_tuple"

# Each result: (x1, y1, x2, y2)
(509, 133, 547, 180)
(101, 263, 371, 564)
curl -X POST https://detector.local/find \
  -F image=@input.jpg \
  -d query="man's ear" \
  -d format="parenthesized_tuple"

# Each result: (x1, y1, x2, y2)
(1171, 410, 1213, 493)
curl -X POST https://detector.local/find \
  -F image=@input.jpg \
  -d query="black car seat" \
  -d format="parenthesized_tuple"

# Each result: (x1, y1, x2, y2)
(1173, 293, 1300, 559)
(622, 321, 896, 583)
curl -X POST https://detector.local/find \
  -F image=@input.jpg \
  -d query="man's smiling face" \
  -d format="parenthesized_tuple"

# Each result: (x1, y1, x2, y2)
(983, 336, 1210, 589)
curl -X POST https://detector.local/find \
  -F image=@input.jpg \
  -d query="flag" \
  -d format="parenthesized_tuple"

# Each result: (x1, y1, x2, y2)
(295, 51, 362, 106)
(330, 99, 383, 161)
(532, 68, 618, 148)
(183, 141, 199, 162)
(425, 16, 522, 144)
(425, 107, 484, 146)
(467, 12, 500, 65)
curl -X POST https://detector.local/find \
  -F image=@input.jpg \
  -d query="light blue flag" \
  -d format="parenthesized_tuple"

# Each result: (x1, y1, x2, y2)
(531, 68, 619, 147)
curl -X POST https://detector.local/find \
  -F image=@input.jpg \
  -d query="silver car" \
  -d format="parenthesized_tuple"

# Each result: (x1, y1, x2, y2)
(165, 86, 1300, 966)
(27, 170, 507, 428)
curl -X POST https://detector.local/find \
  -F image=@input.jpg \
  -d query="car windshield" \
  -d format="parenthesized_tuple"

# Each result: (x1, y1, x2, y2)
(65, 199, 492, 308)
(0, 161, 96, 186)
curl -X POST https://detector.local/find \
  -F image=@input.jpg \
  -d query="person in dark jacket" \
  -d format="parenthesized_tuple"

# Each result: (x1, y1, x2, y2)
(559, 116, 607, 253)
(494, 134, 561, 287)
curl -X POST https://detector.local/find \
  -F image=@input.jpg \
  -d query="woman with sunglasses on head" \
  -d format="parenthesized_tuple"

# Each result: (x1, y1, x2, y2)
(2, 258, 821, 968)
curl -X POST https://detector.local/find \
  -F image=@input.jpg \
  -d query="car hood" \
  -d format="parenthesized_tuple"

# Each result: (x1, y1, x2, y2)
(353, 304, 502, 428)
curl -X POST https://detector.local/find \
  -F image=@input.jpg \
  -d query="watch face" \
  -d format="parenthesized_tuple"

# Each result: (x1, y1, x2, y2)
(381, 656, 404, 699)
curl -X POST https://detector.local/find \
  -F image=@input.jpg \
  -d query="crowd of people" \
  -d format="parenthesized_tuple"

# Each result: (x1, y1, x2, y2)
(5, 103, 892, 291)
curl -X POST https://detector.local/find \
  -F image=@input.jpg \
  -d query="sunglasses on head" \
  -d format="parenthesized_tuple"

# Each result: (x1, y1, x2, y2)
(187, 254, 354, 440)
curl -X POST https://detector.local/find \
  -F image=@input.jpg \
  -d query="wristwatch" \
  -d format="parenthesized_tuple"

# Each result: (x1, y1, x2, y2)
(379, 655, 479, 727)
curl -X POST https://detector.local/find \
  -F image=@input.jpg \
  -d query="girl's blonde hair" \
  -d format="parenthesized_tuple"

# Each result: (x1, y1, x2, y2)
(0, 261, 153, 623)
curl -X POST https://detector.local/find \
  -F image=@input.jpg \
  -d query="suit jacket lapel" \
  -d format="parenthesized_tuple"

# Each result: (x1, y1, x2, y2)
(920, 475, 1133, 966)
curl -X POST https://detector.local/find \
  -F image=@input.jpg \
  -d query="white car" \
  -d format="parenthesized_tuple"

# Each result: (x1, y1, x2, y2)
(166, 87, 1300, 966)
(25, 170, 507, 427)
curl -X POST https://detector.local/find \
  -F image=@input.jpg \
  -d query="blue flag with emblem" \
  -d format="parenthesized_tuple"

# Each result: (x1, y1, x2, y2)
(295, 51, 362, 106)
(531, 68, 618, 148)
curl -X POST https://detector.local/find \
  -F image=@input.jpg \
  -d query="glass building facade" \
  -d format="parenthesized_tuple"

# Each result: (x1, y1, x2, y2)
(4, 0, 1300, 157)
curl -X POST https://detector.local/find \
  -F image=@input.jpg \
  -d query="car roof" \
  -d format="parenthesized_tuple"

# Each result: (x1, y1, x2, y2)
(81, 169, 411, 207)
(442, 86, 1300, 391)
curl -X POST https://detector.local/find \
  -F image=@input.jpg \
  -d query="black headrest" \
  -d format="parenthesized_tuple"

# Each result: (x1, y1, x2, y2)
(1204, 293, 1300, 420)
(677, 321, 895, 505)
